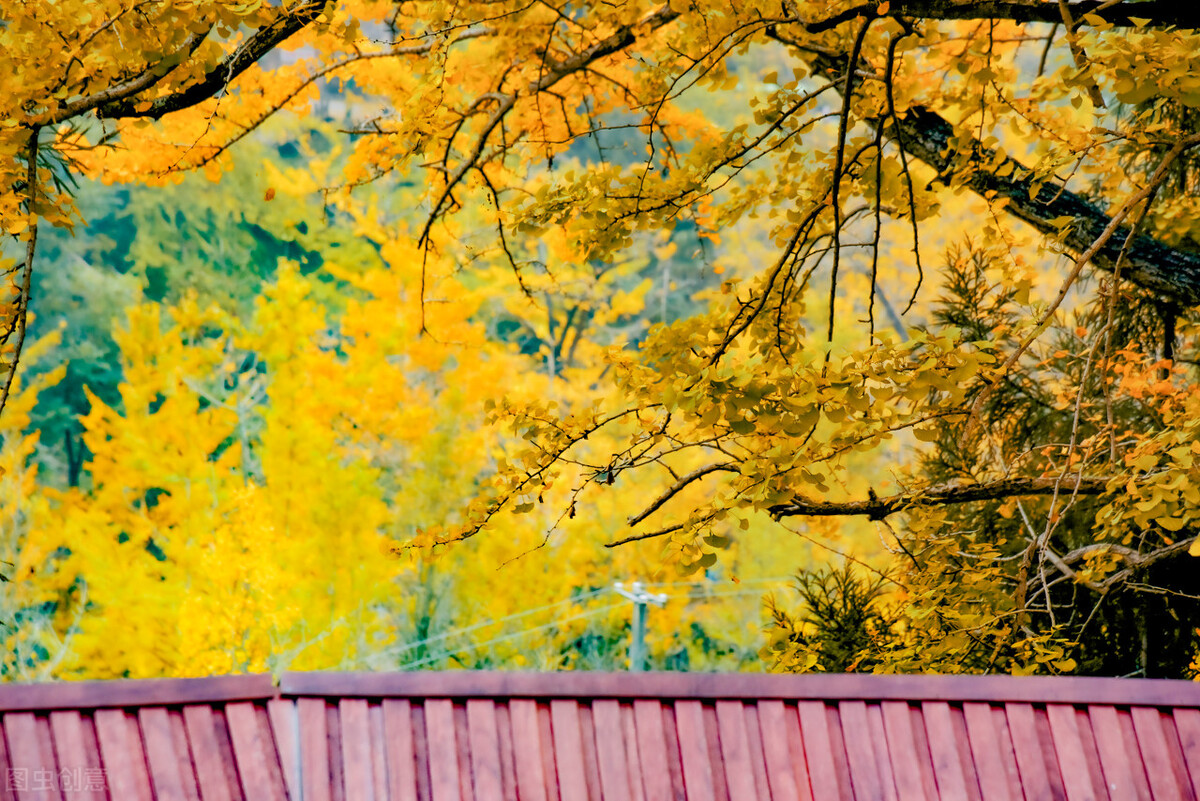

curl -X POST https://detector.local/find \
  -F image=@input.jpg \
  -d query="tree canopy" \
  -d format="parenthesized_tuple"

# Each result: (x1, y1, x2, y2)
(4, 0, 1200, 677)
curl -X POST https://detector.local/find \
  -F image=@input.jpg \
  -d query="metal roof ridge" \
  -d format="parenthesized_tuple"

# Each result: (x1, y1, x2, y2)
(2, 671, 1198, 712)
(277, 670, 1200, 707)
(0, 673, 276, 711)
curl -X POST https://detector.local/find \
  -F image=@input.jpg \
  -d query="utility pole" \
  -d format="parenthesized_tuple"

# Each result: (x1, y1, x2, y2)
(613, 582, 668, 671)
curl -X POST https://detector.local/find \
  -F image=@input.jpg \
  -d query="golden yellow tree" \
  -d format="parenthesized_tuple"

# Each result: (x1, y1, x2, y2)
(8, 0, 1200, 676)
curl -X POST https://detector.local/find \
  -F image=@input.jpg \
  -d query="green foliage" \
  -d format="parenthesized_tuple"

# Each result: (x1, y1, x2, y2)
(756, 243, 1200, 678)
(763, 564, 898, 673)
(929, 251, 1200, 677)
(25, 125, 384, 488)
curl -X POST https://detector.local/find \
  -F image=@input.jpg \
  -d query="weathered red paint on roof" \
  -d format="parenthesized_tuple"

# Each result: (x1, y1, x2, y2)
(1, 672, 1199, 800)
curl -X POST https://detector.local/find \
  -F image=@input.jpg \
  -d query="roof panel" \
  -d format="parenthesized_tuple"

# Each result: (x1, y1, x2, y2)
(423, 699, 460, 801)
(879, 701, 928, 801)
(616, 703, 646, 801)
(1173, 708, 1200, 799)
(675, 700, 716, 801)
(740, 703, 774, 801)
(139, 707, 188, 801)
(5, 712, 54, 801)
(1131, 707, 1188, 801)
(490, 702, 518, 801)
(381, 699, 419, 801)
(2, 672, 1200, 800)
(339, 698, 374, 801)
(1045, 703, 1099, 801)
(297, 698, 332, 801)
(590, 700, 631, 801)
(836, 701, 879, 800)
(46, 710, 104, 801)
(267, 699, 301, 801)
(464, 700, 503, 801)
(756, 700, 800, 801)
(630, 700, 672, 801)
(506, 699, 547, 801)
(961, 702, 1013, 801)
(725, 701, 763, 799)
(182, 703, 234, 801)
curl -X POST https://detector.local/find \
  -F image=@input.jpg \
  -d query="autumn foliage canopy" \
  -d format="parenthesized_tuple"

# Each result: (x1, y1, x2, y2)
(2, 0, 1200, 678)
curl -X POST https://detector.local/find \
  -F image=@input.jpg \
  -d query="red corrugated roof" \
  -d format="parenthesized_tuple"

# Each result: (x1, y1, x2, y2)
(1, 671, 1199, 800)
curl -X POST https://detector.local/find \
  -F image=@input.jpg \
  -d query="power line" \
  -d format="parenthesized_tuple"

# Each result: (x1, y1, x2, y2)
(400, 602, 626, 670)
(385, 578, 792, 668)
(640, 576, 795, 587)
(378, 587, 610, 659)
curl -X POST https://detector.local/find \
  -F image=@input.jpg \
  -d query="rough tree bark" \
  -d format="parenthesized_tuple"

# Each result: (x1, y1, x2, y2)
(803, 0, 1200, 32)
(768, 36, 1200, 307)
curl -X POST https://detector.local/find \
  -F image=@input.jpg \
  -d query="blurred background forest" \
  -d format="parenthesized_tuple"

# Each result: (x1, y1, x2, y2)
(7, 2, 1199, 683)
(3, 51, 885, 681)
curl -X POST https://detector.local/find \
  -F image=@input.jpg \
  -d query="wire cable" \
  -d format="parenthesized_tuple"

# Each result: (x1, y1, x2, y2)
(380, 587, 610, 658)
(384, 577, 792, 665)
(640, 576, 795, 587)
(400, 602, 626, 670)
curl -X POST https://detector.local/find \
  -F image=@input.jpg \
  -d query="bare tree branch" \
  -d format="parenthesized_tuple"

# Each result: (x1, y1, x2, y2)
(803, 0, 1200, 33)
(48, 28, 212, 124)
(771, 32, 1200, 306)
(883, 107, 1200, 305)
(100, 1, 330, 119)
(1050, 538, 1196, 594)
(0, 129, 40, 418)
(768, 476, 1112, 520)
(627, 462, 738, 527)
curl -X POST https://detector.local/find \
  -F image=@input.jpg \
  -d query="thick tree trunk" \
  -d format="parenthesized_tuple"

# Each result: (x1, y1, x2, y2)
(890, 106, 1200, 306)
(768, 476, 1110, 519)
(805, 1, 1200, 32)
(780, 38, 1200, 306)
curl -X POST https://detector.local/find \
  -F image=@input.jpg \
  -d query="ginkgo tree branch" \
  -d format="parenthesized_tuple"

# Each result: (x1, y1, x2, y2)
(48, 28, 212, 124)
(416, 5, 682, 244)
(803, 0, 1200, 33)
(538, 4, 682, 92)
(1043, 537, 1196, 594)
(767, 476, 1112, 520)
(606, 522, 686, 548)
(0, 130, 40, 420)
(178, 32, 497, 174)
(883, 107, 1200, 306)
(966, 134, 1199, 424)
(779, 34, 1200, 306)
(100, 0, 330, 120)
(626, 462, 739, 527)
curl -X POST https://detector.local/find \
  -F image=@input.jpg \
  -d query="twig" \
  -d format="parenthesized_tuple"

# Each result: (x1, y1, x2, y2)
(0, 129, 40, 419)
(768, 475, 1113, 520)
